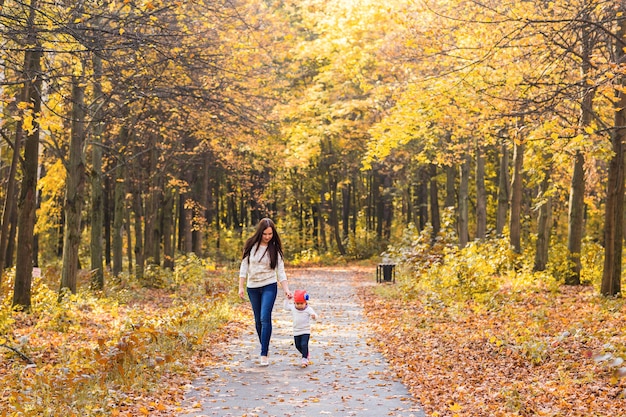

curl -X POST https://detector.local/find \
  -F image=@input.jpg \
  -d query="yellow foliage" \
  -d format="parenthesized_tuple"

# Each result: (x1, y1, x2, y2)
(35, 159, 66, 236)
(0, 259, 239, 415)
(21, 111, 35, 134)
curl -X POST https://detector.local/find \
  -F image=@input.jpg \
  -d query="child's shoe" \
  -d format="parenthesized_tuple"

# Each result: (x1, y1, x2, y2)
(301, 358, 309, 367)
(260, 355, 269, 366)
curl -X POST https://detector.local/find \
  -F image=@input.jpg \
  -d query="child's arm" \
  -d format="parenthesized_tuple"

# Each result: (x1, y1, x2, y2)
(283, 298, 293, 311)
(308, 306, 317, 320)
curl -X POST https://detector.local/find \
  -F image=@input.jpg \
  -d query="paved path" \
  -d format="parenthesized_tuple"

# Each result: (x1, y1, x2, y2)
(180, 266, 424, 417)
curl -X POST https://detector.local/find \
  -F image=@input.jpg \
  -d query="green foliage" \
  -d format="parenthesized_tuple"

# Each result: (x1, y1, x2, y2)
(419, 238, 513, 303)
(123, 253, 224, 293)
(518, 337, 550, 366)
(209, 227, 246, 263)
(383, 209, 518, 302)
(383, 208, 458, 267)
(344, 229, 386, 260)
(544, 238, 604, 287)
(289, 249, 347, 267)
(545, 241, 579, 284)
(142, 262, 173, 288)
(290, 249, 326, 266)
(580, 238, 605, 287)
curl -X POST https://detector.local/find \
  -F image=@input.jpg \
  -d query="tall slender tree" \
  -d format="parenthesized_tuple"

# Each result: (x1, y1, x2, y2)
(601, 2, 626, 296)
(60, 71, 87, 295)
(13, 0, 42, 308)
(89, 51, 105, 290)
(509, 119, 525, 254)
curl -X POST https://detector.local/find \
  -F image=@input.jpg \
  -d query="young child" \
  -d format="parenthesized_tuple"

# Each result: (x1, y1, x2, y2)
(284, 289, 317, 367)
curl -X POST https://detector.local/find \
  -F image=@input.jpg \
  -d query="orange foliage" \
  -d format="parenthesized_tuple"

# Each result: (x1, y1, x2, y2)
(0, 287, 247, 416)
(360, 284, 626, 417)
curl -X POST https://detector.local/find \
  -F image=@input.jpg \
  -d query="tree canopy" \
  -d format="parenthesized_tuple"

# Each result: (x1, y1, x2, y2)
(0, 0, 624, 299)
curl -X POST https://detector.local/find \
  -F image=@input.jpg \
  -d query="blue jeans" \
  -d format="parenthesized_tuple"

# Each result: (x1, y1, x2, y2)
(247, 283, 278, 356)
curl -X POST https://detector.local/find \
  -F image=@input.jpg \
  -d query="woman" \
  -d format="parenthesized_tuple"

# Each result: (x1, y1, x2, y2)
(238, 218, 292, 366)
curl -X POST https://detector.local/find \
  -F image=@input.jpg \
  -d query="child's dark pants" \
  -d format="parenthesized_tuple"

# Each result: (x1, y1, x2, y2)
(294, 334, 310, 358)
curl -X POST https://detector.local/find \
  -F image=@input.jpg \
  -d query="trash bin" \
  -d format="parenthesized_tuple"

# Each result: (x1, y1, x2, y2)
(376, 263, 396, 283)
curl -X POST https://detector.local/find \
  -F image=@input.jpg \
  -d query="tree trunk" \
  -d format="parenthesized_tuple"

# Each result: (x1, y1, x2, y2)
(144, 143, 156, 264)
(177, 193, 184, 251)
(312, 203, 320, 250)
(601, 6, 626, 296)
(179, 165, 194, 253)
(567, 12, 597, 286)
(458, 153, 470, 248)
(13, 25, 43, 308)
(5, 202, 18, 269)
(509, 123, 525, 254)
(162, 186, 174, 270)
(342, 182, 350, 240)
(104, 175, 112, 268)
(60, 75, 87, 296)
(380, 172, 393, 240)
(112, 164, 125, 277)
(33, 164, 43, 268)
(90, 53, 104, 290)
(0, 122, 23, 280)
(429, 164, 441, 239)
(351, 173, 358, 235)
(225, 180, 236, 230)
(475, 141, 487, 240)
(319, 189, 327, 251)
(1, 0, 42, 281)
(373, 170, 382, 238)
(133, 190, 144, 281)
(403, 183, 410, 225)
(365, 172, 370, 233)
(566, 151, 585, 284)
(417, 167, 429, 231)
(125, 193, 133, 273)
(534, 165, 553, 272)
(329, 176, 346, 255)
(445, 164, 456, 208)
(496, 138, 510, 236)
(212, 180, 218, 249)
(183, 193, 193, 254)
(194, 156, 210, 257)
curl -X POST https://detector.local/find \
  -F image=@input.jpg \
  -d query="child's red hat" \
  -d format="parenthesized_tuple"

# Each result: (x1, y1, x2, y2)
(294, 290, 309, 303)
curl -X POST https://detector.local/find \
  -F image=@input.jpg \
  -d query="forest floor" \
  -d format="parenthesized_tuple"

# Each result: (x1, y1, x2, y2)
(2, 264, 626, 416)
(361, 276, 626, 416)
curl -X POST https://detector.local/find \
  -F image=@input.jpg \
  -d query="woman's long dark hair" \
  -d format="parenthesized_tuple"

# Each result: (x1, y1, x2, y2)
(242, 218, 284, 269)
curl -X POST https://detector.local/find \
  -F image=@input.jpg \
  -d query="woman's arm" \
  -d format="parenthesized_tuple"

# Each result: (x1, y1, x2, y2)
(279, 279, 292, 299)
(275, 254, 291, 298)
(238, 254, 249, 299)
(238, 276, 246, 299)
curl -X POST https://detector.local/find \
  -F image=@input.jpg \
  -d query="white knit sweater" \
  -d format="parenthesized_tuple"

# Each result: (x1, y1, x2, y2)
(238, 243, 287, 288)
